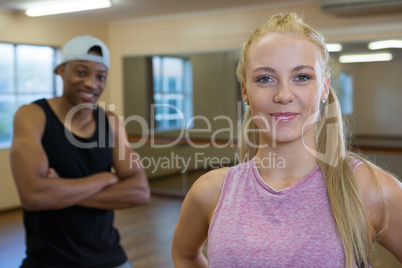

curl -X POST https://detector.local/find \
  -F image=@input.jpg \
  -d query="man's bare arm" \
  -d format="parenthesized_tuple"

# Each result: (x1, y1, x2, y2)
(78, 111, 150, 210)
(10, 104, 118, 211)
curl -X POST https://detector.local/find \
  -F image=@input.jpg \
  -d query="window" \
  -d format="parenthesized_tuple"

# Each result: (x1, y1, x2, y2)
(0, 43, 59, 148)
(330, 72, 353, 115)
(339, 72, 353, 115)
(152, 56, 193, 131)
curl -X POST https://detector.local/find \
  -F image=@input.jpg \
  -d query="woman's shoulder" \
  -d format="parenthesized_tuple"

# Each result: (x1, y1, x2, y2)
(348, 154, 400, 195)
(190, 168, 230, 198)
(186, 160, 253, 217)
(354, 161, 401, 203)
(355, 161, 402, 260)
(184, 168, 228, 220)
(190, 161, 252, 194)
(354, 160, 402, 232)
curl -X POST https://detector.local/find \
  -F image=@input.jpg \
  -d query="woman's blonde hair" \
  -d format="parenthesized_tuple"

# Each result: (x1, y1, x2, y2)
(237, 13, 387, 267)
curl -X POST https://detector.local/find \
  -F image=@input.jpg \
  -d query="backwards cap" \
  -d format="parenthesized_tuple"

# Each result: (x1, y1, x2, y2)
(54, 35, 110, 73)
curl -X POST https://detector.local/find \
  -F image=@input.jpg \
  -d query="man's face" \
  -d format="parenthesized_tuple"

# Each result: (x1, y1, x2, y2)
(58, 57, 108, 105)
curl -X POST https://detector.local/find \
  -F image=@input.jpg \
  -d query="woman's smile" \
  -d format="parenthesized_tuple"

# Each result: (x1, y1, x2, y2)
(269, 112, 299, 122)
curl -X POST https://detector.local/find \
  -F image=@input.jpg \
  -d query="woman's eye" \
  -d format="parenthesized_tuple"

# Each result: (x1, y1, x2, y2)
(295, 74, 311, 81)
(257, 76, 273, 83)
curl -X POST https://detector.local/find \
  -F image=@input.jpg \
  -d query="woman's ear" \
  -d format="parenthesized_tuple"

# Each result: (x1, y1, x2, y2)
(241, 82, 248, 104)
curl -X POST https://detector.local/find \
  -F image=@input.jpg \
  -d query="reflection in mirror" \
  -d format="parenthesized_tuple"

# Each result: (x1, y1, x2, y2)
(329, 39, 402, 185)
(124, 50, 241, 195)
(123, 40, 402, 196)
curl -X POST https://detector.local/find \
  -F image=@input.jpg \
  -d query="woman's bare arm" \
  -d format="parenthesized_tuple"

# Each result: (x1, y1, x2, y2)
(172, 168, 227, 267)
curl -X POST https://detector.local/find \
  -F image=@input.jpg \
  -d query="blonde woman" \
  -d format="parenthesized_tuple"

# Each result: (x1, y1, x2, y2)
(172, 13, 402, 267)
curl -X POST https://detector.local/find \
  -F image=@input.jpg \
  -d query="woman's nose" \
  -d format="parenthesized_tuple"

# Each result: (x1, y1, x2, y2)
(273, 83, 295, 104)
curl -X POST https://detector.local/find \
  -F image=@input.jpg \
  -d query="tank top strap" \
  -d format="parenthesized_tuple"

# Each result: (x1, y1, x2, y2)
(348, 156, 363, 172)
(33, 98, 57, 121)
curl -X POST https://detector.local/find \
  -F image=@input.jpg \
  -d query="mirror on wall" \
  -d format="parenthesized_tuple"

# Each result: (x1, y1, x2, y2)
(328, 40, 402, 139)
(123, 50, 241, 195)
(122, 38, 402, 195)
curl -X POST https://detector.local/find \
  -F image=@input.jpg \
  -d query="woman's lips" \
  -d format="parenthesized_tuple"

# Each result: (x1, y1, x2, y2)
(269, 112, 298, 122)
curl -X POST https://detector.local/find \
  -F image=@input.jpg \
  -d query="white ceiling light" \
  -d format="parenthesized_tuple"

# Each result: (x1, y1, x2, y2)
(26, 0, 112, 17)
(339, 53, 393, 63)
(368, 40, 402, 50)
(326, 43, 342, 52)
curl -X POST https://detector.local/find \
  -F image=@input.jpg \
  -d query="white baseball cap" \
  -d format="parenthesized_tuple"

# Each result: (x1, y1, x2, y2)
(54, 35, 110, 73)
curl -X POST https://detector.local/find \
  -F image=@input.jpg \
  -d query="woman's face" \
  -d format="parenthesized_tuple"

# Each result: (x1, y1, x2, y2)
(242, 33, 329, 146)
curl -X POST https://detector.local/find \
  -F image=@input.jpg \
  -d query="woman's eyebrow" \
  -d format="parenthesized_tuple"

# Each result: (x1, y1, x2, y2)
(252, 65, 315, 74)
(293, 65, 315, 72)
(253, 67, 276, 73)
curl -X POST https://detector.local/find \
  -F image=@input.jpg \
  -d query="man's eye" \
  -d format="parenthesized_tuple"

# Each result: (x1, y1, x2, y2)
(98, 75, 106, 81)
(77, 71, 86, 76)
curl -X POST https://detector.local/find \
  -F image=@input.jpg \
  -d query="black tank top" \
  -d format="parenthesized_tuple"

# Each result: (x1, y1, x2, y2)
(21, 99, 127, 268)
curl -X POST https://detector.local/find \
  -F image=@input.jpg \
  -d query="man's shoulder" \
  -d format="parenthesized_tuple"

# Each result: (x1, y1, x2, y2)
(13, 99, 50, 137)
(15, 101, 46, 122)
(11, 102, 48, 146)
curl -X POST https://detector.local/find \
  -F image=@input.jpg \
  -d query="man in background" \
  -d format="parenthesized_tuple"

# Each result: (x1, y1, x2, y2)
(10, 35, 150, 268)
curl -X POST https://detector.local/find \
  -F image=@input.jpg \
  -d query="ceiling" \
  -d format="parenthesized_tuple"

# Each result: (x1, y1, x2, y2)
(1, 0, 401, 56)
(0, 0, 306, 24)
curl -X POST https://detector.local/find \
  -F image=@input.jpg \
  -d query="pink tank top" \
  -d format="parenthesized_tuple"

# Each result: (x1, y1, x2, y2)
(208, 158, 361, 267)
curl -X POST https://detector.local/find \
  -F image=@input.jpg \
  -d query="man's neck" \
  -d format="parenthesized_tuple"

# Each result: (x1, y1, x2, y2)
(48, 97, 97, 138)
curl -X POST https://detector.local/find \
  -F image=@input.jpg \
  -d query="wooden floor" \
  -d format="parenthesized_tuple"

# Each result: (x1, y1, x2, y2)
(0, 191, 400, 268)
(0, 195, 183, 268)
(116, 195, 183, 268)
(0, 205, 26, 268)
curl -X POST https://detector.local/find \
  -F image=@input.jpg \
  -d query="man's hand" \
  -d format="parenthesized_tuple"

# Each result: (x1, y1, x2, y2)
(47, 168, 59, 178)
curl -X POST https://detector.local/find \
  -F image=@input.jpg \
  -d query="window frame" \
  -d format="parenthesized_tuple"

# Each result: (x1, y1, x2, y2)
(0, 42, 59, 149)
(150, 55, 193, 133)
